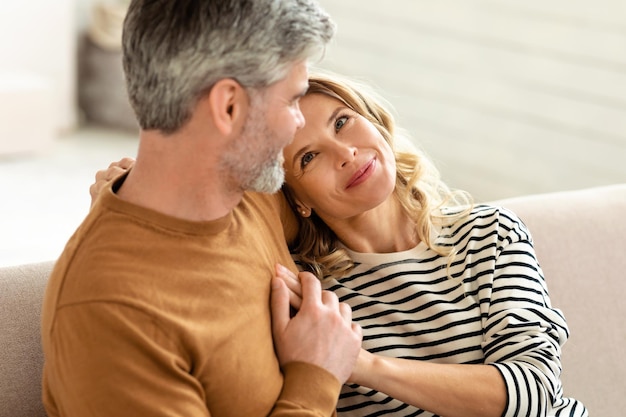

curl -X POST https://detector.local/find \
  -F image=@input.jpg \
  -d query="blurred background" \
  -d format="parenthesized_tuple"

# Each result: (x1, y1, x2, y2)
(1, 0, 625, 266)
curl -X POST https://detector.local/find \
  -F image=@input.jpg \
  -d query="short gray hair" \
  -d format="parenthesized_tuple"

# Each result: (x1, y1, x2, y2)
(122, 0, 336, 133)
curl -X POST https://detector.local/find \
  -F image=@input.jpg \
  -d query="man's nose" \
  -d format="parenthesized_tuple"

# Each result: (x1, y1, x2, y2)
(294, 106, 305, 130)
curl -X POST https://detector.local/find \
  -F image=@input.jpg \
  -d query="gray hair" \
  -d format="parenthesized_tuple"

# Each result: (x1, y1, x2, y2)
(122, 0, 336, 133)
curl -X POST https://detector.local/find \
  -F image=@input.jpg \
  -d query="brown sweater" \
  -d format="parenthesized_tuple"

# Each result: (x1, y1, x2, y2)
(41, 175, 339, 417)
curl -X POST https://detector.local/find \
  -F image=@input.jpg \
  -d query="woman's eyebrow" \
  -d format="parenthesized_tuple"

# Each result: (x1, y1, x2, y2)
(327, 106, 346, 127)
(290, 144, 311, 171)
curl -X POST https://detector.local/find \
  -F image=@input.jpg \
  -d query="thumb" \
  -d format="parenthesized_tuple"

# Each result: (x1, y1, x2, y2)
(270, 277, 289, 335)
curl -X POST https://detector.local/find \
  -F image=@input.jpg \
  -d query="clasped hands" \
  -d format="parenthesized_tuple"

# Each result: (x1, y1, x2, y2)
(272, 264, 370, 385)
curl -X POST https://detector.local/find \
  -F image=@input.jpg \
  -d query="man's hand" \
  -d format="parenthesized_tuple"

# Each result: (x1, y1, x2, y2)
(270, 269, 362, 384)
(89, 157, 135, 207)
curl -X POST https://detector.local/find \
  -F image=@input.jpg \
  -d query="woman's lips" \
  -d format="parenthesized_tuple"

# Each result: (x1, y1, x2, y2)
(346, 158, 376, 189)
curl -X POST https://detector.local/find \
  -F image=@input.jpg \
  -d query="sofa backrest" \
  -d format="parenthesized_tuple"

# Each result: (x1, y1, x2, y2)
(1, 184, 625, 417)
(496, 184, 626, 417)
(0, 261, 54, 417)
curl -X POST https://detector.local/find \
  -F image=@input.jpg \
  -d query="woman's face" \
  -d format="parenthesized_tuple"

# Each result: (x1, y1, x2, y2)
(282, 93, 397, 221)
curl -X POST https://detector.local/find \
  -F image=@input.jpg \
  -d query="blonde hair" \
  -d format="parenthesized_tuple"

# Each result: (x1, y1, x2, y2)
(283, 71, 472, 281)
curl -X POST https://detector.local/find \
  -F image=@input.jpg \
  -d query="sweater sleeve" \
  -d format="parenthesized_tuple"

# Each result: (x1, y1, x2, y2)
(481, 211, 570, 417)
(270, 362, 340, 417)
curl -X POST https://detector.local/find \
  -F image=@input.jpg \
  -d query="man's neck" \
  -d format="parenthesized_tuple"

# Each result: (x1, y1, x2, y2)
(116, 129, 243, 222)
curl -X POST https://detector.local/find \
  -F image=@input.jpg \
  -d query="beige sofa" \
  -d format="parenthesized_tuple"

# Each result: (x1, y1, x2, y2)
(2, 184, 625, 417)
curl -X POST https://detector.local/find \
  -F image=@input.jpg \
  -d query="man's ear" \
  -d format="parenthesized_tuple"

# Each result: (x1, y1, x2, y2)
(207, 79, 247, 136)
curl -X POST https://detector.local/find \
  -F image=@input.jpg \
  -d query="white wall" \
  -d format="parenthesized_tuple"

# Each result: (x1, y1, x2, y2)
(317, 0, 626, 201)
(2, 0, 623, 198)
(0, 0, 129, 154)
(0, 0, 76, 131)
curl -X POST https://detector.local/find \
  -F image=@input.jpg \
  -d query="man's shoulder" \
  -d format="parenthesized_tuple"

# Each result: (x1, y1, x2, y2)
(242, 191, 298, 241)
(240, 191, 287, 222)
(243, 190, 285, 208)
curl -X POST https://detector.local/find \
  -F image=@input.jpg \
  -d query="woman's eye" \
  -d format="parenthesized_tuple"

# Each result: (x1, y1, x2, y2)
(300, 152, 315, 168)
(335, 116, 348, 131)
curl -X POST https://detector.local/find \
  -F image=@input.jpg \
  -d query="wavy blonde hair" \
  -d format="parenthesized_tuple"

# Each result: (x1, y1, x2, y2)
(282, 71, 472, 281)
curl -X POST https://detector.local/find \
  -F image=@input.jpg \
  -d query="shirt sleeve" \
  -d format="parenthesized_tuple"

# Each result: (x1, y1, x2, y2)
(481, 212, 570, 417)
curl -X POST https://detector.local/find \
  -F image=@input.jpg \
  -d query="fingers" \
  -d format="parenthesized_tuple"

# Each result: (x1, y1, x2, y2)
(339, 300, 352, 322)
(298, 272, 322, 310)
(89, 183, 100, 202)
(275, 264, 303, 309)
(270, 278, 289, 335)
(94, 168, 108, 182)
(351, 321, 362, 339)
(321, 288, 340, 311)
(112, 157, 135, 170)
(270, 268, 362, 383)
(98, 158, 135, 182)
(94, 167, 118, 184)
(90, 158, 136, 208)
(297, 271, 351, 321)
(275, 266, 354, 320)
(275, 264, 302, 295)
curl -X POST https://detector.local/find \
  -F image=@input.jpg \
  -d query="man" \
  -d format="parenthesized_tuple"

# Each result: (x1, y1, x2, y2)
(41, 1, 362, 416)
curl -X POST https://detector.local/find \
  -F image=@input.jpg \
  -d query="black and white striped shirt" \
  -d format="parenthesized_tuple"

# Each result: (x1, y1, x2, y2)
(323, 205, 588, 417)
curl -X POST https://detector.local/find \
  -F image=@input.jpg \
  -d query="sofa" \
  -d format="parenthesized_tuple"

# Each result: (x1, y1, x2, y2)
(1, 184, 625, 417)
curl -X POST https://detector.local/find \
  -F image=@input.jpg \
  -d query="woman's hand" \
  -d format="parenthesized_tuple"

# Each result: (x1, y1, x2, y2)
(274, 264, 304, 310)
(275, 263, 373, 383)
(89, 157, 135, 207)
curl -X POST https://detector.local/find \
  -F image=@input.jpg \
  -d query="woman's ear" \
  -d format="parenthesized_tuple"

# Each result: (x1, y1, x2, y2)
(295, 200, 312, 218)
(207, 79, 247, 136)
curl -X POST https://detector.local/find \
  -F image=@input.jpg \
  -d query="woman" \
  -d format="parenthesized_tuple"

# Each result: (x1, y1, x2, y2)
(92, 72, 587, 417)
(277, 72, 586, 417)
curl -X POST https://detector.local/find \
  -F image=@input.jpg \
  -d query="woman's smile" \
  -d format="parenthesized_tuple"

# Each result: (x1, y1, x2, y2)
(346, 157, 376, 189)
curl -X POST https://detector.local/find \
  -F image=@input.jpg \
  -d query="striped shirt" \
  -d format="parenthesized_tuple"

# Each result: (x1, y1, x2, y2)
(322, 205, 588, 417)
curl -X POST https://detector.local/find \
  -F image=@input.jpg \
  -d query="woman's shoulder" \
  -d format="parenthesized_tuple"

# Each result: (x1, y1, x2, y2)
(471, 203, 524, 223)
(439, 204, 532, 244)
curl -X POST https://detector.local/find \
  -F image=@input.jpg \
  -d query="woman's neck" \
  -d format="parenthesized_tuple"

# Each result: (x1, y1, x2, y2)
(326, 197, 419, 254)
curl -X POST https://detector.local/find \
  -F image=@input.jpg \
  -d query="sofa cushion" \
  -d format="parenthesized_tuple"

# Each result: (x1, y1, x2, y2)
(0, 261, 54, 417)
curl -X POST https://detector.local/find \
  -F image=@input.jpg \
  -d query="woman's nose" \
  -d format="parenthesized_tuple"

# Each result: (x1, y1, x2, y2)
(337, 143, 357, 168)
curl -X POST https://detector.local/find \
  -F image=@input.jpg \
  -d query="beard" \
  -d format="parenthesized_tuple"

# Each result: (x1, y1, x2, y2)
(219, 95, 286, 194)
(247, 153, 285, 193)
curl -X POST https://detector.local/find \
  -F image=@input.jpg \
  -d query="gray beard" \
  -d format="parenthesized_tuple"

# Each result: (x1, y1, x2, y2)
(219, 93, 286, 194)
(220, 150, 284, 194)
(246, 156, 285, 194)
